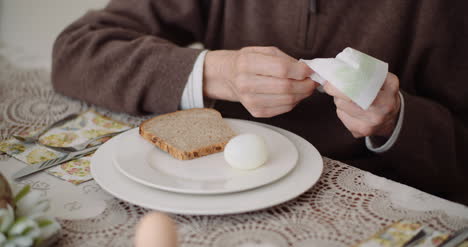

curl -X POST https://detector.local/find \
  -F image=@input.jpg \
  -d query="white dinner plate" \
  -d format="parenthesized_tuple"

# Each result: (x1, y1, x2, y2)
(91, 119, 323, 215)
(113, 119, 298, 195)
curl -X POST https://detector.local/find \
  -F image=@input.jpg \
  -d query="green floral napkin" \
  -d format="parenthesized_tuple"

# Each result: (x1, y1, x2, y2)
(0, 110, 132, 184)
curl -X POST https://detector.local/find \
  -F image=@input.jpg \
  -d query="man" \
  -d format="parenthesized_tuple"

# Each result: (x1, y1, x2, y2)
(52, 0, 468, 204)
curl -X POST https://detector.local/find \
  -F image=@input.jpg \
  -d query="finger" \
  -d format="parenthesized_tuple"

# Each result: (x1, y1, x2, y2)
(336, 94, 391, 126)
(368, 87, 389, 109)
(287, 61, 314, 80)
(368, 84, 400, 117)
(334, 97, 367, 118)
(337, 109, 373, 138)
(242, 93, 310, 107)
(241, 46, 296, 62)
(235, 74, 317, 95)
(238, 52, 313, 80)
(381, 73, 399, 92)
(247, 104, 295, 118)
(322, 81, 352, 101)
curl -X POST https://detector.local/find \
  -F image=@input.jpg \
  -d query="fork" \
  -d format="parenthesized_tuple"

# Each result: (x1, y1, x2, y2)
(13, 113, 80, 144)
(39, 130, 128, 153)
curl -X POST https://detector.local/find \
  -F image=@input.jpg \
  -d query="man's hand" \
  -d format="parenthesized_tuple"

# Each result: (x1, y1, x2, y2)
(203, 47, 317, 118)
(323, 73, 401, 138)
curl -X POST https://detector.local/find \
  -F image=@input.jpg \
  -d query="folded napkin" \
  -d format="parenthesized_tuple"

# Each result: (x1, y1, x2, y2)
(301, 47, 388, 110)
(0, 110, 132, 184)
(355, 220, 451, 247)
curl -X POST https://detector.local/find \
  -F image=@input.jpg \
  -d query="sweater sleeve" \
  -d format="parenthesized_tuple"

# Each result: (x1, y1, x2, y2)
(381, 71, 468, 204)
(377, 2, 468, 203)
(51, 0, 208, 115)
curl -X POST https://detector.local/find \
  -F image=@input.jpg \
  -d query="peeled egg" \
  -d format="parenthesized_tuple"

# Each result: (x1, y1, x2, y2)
(224, 133, 269, 170)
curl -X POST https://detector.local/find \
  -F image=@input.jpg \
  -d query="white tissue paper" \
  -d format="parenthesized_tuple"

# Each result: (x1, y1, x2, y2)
(301, 47, 388, 110)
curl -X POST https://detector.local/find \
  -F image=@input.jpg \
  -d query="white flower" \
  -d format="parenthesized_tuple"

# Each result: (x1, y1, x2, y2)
(0, 204, 14, 232)
(36, 216, 61, 240)
(3, 235, 35, 247)
(8, 217, 40, 239)
(1, 217, 40, 247)
(0, 232, 6, 245)
(0, 185, 61, 246)
(15, 186, 50, 220)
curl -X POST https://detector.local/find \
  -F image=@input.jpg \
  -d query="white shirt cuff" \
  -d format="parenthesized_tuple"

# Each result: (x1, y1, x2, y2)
(365, 92, 405, 153)
(180, 50, 208, 110)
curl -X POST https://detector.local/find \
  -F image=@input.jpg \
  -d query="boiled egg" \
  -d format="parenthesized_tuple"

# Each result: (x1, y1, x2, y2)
(224, 133, 269, 170)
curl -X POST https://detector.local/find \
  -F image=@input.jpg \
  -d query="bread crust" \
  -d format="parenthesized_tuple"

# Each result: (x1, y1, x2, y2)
(139, 108, 233, 160)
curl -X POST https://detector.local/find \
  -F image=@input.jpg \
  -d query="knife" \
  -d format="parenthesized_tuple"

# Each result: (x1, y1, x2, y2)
(12, 145, 100, 180)
(441, 227, 468, 247)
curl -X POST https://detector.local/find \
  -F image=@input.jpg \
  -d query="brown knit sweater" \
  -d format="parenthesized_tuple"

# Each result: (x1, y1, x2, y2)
(52, 0, 468, 205)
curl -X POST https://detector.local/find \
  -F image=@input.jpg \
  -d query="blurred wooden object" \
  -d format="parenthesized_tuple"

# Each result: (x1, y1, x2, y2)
(0, 172, 13, 208)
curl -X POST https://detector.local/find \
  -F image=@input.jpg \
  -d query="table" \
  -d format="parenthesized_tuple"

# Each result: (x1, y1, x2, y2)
(1, 48, 467, 247)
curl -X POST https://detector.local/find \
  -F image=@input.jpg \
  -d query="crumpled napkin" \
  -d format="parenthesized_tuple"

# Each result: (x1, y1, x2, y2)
(301, 47, 388, 110)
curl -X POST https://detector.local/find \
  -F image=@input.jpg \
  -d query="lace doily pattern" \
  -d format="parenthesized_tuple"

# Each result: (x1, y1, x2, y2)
(172, 159, 468, 247)
(0, 53, 467, 247)
(0, 57, 87, 141)
(57, 199, 149, 247)
(50, 158, 468, 247)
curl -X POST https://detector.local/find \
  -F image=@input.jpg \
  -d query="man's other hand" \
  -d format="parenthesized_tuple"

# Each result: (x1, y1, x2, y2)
(323, 73, 401, 138)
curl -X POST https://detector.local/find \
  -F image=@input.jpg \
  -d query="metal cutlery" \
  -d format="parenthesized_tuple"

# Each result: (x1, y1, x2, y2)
(12, 113, 80, 144)
(12, 145, 100, 180)
(39, 129, 128, 153)
(441, 227, 468, 247)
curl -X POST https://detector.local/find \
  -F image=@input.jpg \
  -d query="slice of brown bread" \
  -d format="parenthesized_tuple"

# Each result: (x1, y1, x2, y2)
(139, 108, 236, 160)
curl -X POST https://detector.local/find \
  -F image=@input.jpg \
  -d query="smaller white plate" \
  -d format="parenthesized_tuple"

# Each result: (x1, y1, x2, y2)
(112, 119, 299, 195)
(91, 120, 323, 215)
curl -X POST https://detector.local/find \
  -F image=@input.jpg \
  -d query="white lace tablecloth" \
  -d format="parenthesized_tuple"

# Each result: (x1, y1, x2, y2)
(1, 53, 467, 247)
